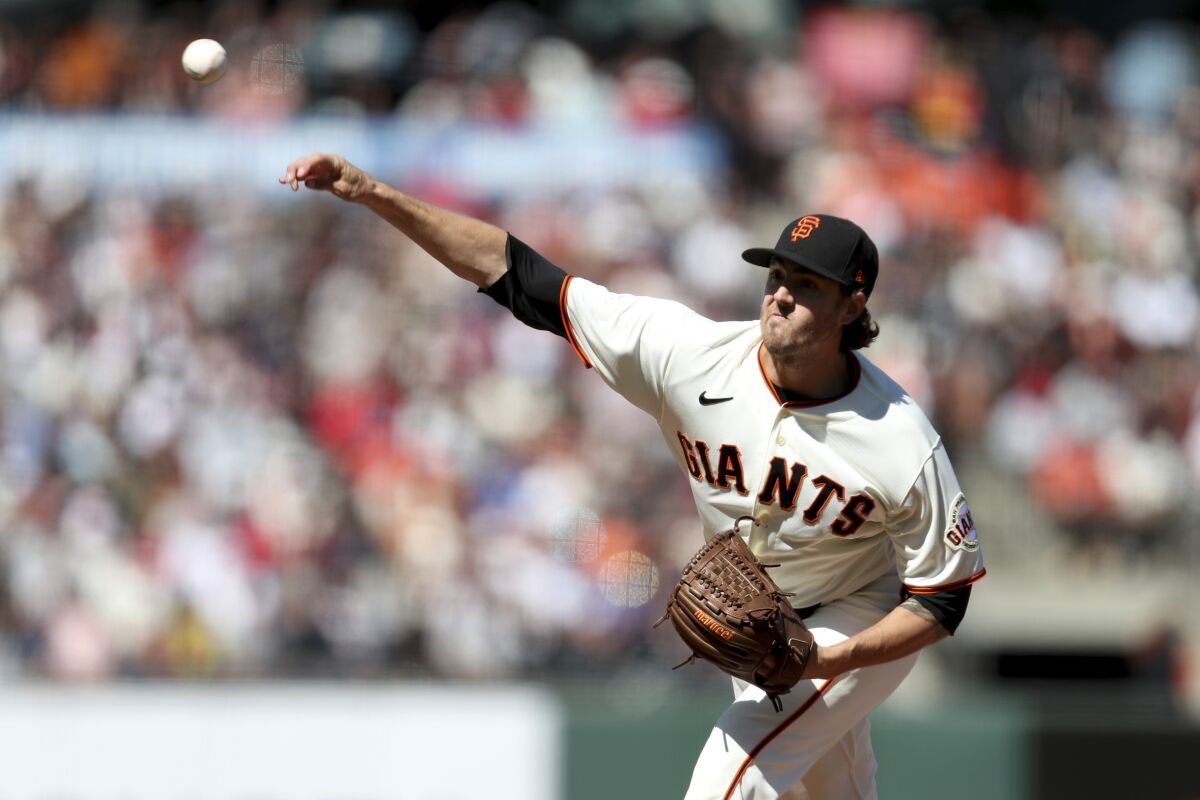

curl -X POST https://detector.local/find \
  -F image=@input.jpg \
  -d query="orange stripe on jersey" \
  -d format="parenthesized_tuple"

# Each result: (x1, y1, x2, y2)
(558, 275, 592, 369)
(721, 679, 838, 800)
(756, 345, 785, 405)
(902, 568, 987, 596)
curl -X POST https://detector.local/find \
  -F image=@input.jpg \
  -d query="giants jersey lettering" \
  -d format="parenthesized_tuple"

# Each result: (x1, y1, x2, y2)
(561, 277, 985, 608)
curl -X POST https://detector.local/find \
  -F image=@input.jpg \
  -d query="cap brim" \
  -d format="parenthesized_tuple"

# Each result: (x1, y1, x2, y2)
(740, 247, 852, 286)
(741, 247, 776, 267)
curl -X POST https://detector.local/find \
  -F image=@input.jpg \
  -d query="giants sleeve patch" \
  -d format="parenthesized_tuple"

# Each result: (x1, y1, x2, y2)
(944, 493, 979, 552)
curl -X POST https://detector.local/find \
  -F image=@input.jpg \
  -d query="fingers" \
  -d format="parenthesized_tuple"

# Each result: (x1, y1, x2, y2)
(279, 158, 302, 190)
(279, 160, 302, 191)
(278, 153, 332, 192)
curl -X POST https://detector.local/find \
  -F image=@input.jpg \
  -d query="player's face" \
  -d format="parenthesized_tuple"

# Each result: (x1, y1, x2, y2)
(760, 258, 863, 362)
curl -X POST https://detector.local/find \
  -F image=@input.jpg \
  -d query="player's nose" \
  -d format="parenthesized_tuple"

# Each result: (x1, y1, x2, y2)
(769, 283, 794, 309)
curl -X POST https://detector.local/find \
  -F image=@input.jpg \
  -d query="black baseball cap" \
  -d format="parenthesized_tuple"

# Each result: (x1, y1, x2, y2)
(742, 214, 879, 297)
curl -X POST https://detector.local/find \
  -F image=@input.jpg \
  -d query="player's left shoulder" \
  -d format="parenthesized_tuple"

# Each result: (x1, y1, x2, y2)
(845, 353, 942, 446)
(821, 353, 948, 495)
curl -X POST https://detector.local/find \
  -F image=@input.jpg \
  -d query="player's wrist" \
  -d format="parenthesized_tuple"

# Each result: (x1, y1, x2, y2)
(804, 642, 850, 680)
(353, 176, 383, 205)
(802, 644, 827, 679)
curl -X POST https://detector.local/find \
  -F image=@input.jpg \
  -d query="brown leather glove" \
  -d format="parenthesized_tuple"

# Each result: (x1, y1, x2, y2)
(655, 517, 814, 711)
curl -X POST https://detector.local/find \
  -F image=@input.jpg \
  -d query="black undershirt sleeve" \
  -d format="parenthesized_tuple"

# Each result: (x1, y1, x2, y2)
(910, 585, 972, 635)
(479, 234, 569, 337)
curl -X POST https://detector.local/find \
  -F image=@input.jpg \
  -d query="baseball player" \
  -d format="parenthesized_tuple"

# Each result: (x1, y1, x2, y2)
(280, 154, 985, 799)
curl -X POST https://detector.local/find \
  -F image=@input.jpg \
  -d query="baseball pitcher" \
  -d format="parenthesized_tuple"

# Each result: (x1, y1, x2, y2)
(280, 154, 985, 800)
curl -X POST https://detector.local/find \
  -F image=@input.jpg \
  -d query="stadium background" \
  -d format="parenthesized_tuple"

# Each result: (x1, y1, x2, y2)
(1, 0, 1199, 797)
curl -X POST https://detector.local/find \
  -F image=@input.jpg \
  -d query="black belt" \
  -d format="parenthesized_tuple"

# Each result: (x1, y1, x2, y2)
(796, 603, 820, 620)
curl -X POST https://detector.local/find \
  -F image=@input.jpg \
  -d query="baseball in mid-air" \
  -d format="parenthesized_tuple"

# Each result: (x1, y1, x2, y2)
(181, 39, 228, 83)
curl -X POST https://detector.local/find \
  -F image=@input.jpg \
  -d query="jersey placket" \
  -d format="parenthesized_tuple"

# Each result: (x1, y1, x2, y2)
(746, 409, 795, 554)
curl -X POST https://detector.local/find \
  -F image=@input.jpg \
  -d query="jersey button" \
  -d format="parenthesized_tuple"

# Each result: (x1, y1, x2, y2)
(754, 510, 770, 526)
(775, 435, 786, 446)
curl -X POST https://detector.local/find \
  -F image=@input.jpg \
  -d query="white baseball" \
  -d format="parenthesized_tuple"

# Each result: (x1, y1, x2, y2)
(182, 39, 228, 84)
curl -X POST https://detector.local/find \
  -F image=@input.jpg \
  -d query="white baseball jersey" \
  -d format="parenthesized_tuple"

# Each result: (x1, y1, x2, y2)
(561, 277, 985, 608)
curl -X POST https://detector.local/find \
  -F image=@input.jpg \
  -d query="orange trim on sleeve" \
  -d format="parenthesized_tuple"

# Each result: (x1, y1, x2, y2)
(558, 275, 592, 369)
(721, 679, 838, 800)
(902, 568, 987, 596)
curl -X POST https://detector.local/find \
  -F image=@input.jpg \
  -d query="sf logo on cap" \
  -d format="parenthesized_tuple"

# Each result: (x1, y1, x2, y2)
(790, 216, 821, 242)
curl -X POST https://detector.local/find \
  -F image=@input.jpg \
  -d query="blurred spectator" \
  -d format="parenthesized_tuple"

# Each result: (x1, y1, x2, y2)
(0, 1, 1197, 683)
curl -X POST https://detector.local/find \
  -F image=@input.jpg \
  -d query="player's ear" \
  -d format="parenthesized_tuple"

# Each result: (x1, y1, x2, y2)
(840, 289, 867, 325)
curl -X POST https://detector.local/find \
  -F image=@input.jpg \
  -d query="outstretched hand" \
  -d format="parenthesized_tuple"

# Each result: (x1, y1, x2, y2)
(279, 153, 373, 203)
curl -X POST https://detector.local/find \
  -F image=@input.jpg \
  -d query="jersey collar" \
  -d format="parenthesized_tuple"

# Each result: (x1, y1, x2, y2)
(756, 344, 862, 409)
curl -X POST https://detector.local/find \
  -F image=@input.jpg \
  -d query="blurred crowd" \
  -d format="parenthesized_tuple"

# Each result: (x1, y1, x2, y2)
(1, 1, 1198, 682)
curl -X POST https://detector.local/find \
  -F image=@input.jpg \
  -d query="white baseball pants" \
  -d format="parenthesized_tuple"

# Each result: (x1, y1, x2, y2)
(683, 574, 918, 800)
